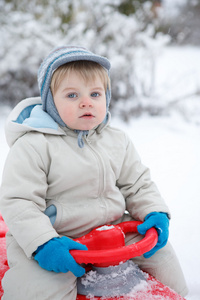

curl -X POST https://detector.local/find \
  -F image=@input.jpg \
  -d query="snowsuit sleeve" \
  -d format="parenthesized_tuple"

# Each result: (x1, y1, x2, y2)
(0, 135, 59, 258)
(116, 134, 170, 221)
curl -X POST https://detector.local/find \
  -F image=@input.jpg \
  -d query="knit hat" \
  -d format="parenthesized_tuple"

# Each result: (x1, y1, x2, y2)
(38, 46, 111, 129)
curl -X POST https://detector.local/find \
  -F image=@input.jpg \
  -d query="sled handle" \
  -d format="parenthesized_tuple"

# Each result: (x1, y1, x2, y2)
(70, 221, 158, 267)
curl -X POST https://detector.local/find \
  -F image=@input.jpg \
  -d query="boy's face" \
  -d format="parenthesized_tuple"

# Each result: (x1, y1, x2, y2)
(53, 70, 107, 131)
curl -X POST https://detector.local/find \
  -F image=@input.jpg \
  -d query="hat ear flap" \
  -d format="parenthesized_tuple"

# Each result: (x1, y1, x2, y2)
(45, 89, 66, 127)
(106, 87, 111, 111)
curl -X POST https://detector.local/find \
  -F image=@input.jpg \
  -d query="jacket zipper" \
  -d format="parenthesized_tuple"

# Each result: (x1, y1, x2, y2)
(84, 137, 105, 198)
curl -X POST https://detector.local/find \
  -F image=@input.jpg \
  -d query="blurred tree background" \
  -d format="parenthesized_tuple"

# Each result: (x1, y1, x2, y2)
(0, 0, 199, 120)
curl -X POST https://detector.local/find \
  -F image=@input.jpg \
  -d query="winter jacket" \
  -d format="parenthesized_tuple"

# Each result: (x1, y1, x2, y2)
(0, 97, 170, 259)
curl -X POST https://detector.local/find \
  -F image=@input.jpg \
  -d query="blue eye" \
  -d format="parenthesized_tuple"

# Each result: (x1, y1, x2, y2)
(68, 93, 77, 98)
(91, 92, 100, 97)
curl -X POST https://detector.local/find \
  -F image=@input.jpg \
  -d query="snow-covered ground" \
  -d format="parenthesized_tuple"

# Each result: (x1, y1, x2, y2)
(0, 46, 200, 299)
(112, 114, 200, 300)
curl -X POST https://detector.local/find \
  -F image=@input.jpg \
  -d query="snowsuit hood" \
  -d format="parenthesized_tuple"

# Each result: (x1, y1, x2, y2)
(5, 97, 110, 148)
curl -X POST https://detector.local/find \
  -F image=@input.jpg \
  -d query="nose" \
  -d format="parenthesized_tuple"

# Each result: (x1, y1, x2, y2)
(80, 96, 93, 108)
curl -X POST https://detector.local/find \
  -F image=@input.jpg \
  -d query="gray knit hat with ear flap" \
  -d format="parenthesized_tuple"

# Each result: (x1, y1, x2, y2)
(38, 46, 111, 132)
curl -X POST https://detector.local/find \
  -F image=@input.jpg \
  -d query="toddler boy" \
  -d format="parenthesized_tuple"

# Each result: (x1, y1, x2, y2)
(0, 46, 188, 299)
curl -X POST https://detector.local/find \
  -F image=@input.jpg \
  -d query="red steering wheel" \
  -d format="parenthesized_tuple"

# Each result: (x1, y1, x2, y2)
(70, 221, 158, 267)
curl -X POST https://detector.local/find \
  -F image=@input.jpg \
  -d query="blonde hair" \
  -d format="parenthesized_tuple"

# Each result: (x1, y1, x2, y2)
(50, 60, 110, 95)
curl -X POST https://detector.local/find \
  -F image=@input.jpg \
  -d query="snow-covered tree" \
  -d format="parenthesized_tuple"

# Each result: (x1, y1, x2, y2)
(0, 0, 170, 118)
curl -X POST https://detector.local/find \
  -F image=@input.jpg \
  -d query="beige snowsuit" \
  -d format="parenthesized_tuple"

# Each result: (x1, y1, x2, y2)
(0, 97, 188, 299)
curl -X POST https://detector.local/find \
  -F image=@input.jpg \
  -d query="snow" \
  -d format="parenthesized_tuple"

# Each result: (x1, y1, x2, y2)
(154, 46, 200, 101)
(0, 46, 200, 299)
(96, 225, 115, 231)
(78, 261, 148, 297)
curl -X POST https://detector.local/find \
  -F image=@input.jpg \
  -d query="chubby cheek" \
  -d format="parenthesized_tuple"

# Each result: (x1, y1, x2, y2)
(99, 103, 107, 121)
(60, 109, 74, 124)
(55, 103, 71, 122)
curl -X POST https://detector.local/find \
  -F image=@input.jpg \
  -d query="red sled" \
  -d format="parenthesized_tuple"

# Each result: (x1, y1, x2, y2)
(77, 274, 185, 300)
(0, 214, 9, 299)
(0, 214, 185, 300)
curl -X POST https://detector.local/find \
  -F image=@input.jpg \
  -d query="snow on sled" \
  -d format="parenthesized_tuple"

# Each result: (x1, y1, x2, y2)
(0, 215, 185, 299)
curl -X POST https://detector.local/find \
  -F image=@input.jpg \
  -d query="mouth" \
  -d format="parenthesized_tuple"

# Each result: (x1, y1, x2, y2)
(79, 113, 95, 119)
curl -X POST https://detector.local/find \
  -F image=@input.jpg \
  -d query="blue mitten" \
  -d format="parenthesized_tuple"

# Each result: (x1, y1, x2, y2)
(137, 212, 169, 258)
(34, 236, 87, 277)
